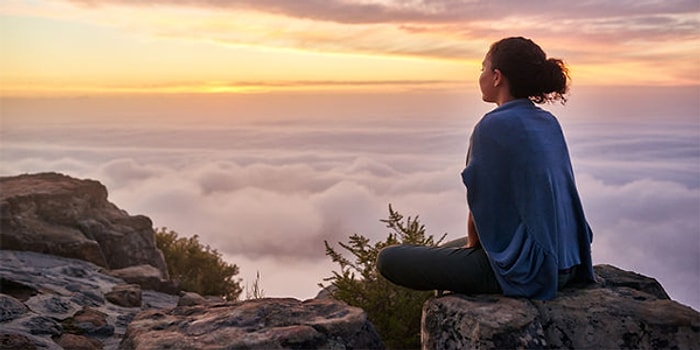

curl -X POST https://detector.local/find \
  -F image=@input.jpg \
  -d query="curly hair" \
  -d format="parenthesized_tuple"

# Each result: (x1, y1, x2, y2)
(488, 37, 570, 104)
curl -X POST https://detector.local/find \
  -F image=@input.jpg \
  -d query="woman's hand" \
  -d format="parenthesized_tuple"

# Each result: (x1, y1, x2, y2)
(466, 212, 481, 248)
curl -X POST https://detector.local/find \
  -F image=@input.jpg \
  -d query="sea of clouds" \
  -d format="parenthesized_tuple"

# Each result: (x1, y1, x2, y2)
(1, 90, 698, 310)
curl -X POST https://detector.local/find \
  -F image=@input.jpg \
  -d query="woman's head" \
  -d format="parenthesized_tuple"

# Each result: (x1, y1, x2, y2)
(483, 37, 569, 104)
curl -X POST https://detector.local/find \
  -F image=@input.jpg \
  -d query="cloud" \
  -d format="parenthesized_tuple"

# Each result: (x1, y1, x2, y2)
(1, 91, 698, 309)
(578, 174, 700, 308)
(90, 152, 463, 260)
(66, 0, 698, 24)
(28, 0, 693, 67)
(3, 0, 697, 89)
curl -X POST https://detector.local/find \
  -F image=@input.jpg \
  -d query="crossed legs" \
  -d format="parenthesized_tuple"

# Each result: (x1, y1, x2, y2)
(376, 237, 502, 295)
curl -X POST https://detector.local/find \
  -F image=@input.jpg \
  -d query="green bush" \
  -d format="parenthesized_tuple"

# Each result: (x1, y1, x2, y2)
(321, 205, 446, 349)
(155, 227, 242, 300)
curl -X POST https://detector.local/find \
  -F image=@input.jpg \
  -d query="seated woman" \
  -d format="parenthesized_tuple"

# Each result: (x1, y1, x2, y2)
(377, 37, 595, 300)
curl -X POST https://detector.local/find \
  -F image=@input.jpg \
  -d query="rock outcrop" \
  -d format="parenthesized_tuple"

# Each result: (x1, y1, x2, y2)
(120, 297, 385, 349)
(0, 250, 179, 349)
(0, 172, 179, 294)
(0, 250, 384, 350)
(0, 172, 168, 280)
(422, 264, 700, 350)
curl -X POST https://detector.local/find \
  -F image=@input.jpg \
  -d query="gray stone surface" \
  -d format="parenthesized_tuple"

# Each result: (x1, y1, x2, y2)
(0, 250, 178, 349)
(0, 294, 28, 322)
(107, 264, 179, 295)
(177, 291, 207, 306)
(422, 264, 700, 350)
(105, 284, 142, 308)
(120, 297, 385, 349)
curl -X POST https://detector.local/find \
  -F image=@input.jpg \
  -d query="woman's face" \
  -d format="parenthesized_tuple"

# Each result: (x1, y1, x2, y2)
(479, 55, 497, 103)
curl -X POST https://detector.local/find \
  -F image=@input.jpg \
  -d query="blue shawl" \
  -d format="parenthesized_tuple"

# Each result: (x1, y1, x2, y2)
(462, 99, 594, 300)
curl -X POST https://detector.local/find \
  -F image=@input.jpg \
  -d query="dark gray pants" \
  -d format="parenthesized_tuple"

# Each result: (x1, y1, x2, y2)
(376, 237, 502, 295)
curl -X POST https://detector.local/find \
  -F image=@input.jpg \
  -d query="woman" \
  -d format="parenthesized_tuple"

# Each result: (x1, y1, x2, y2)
(377, 37, 595, 300)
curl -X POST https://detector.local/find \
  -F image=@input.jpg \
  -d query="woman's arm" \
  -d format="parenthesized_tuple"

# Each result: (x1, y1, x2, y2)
(466, 212, 481, 248)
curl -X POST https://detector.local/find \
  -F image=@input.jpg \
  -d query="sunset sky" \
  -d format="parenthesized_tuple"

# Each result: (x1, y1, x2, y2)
(1, 0, 698, 96)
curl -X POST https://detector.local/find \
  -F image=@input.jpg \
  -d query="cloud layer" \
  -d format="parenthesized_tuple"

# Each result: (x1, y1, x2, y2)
(68, 0, 698, 24)
(1, 91, 698, 311)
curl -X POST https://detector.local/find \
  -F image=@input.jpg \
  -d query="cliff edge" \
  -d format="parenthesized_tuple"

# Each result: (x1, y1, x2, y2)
(422, 265, 699, 349)
(0, 172, 168, 279)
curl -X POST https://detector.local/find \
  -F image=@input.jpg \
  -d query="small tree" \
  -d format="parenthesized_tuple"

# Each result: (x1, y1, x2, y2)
(321, 205, 446, 349)
(155, 228, 243, 300)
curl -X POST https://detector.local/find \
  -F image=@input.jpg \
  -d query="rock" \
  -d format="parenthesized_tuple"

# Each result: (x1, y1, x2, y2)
(21, 316, 63, 336)
(54, 333, 103, 350)
(0, 294, 28, 322)
(0, 332, 37, 350)
(24, 295, 82, 321)
(120, 298, 385, 349)
(107, 265, 179, 295)
(421, 264, 700, 350)
(177, 292, 207, 306)
(105, 285, 142, 308)
(0, 279, 38, 302)
(0, 173, 168, 279)
(63, 307, 114, 337)
(0, 250, 179, 350)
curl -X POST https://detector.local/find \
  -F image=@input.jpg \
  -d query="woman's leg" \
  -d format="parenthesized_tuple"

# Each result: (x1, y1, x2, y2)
(376, 243, 501, 295)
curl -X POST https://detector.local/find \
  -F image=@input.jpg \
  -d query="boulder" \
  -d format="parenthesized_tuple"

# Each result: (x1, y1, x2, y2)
(107, 265, 179, 295)
(0, 294, 29, 322)
(177, 292, 208, 307)
(62, 307, 114, 337)
(421, 264, 700, 350)
(0, 250, 179, 350)
(105, 285, 142, 308)
(54, 333, 103, 350)
(120, 298, 385, 349)
(0, 173, 168, 279)
(0, 331, 40, 350)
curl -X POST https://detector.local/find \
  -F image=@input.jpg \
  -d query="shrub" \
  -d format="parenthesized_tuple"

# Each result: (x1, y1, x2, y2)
(245, 271, 266, 300)
(155, 227, 242, 300)
(321, 205, 446, 349)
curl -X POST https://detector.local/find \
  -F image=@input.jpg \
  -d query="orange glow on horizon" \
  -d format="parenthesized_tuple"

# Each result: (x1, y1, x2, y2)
(1, 1, 698, 97)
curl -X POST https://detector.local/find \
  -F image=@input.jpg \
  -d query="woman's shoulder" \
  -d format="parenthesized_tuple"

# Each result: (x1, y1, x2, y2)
(482, 100, 558, 127)
(478, 100, 533, 131)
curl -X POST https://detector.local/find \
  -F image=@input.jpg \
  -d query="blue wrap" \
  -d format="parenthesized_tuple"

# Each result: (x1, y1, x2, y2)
(462, 99, 595, 300)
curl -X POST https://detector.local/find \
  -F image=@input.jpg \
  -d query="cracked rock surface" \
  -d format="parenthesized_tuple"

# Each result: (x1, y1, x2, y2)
(422, 264, 700, 350)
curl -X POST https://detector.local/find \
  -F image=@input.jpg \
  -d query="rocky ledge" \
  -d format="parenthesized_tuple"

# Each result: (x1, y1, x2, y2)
(121, 297, 384, 349)
(0, 250, 179, 349)
(422, 264, 700, 350)
(0, 172, 169, 286)
(0, 173, 383, 349)
(0, 250, 384, 350)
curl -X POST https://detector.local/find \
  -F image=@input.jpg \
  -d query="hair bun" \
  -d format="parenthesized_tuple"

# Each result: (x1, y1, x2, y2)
(542, 58, 568, 95)
(488, 37, 570, 104)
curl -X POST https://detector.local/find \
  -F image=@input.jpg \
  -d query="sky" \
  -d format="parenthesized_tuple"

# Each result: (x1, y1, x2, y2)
(1, 0, 699, 310)
(1, 0, 699, 95)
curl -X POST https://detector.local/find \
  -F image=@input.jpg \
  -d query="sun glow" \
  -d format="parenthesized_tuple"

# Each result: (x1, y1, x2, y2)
(0, 0, 698, 97)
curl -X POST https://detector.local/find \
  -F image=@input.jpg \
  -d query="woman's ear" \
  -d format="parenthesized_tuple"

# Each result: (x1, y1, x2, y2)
(493, 69, 503, 87)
